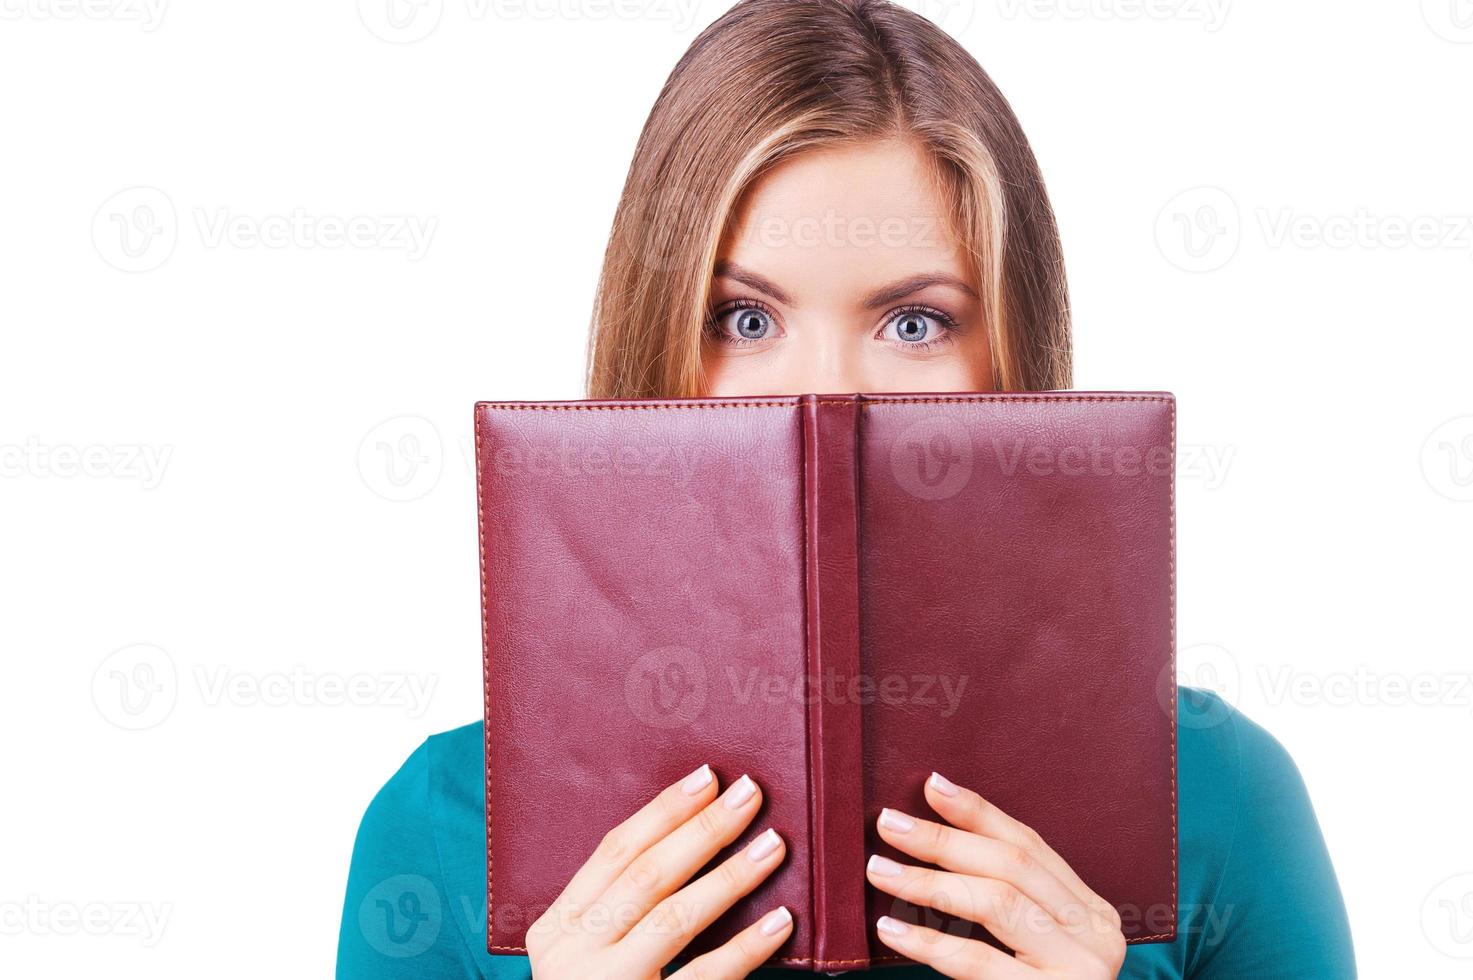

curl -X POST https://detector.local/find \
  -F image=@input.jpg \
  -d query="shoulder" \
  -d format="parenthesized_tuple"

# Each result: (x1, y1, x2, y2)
(338, 723, 502, 979)
(1162, 687, 1356, 978)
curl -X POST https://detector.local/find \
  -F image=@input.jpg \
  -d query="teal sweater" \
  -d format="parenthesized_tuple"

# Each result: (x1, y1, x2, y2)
(337, 688, 1355, 978)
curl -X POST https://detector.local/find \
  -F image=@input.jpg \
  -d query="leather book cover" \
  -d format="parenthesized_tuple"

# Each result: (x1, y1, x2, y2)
(475, 392, 1177, 971)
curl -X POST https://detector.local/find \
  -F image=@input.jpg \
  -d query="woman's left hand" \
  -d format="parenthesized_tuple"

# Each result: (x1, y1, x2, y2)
(866, 771, 1128, 979)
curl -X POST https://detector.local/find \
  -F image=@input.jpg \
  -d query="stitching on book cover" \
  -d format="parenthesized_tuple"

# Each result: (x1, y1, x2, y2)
(1168, 395, 1178, 938)
(476, 408, 496, 951)
(858, 395, 1172, 406)
(480, 401, 795, 411)
(799, 400, 819, 968)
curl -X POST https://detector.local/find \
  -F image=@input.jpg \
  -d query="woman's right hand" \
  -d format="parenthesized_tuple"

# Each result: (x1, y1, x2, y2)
(526, 765, 793, 979)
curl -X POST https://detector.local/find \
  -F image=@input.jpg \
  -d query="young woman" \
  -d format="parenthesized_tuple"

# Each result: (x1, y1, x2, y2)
(337, 1, 1355, 976)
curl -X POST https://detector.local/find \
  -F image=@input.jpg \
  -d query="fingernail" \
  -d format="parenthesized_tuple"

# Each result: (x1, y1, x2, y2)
(877, 915, 910, 936)
(746, 828, 782, 862)
(681, 764, 713, 795)
(723, 774, 757, 810)
(879, 808, 915, 833)
(928, 771, 960, 797)
(760, 906, 793, 936)
(867, 854, 904, 877)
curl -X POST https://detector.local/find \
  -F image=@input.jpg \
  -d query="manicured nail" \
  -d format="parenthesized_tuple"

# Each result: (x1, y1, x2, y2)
(724, 774, 757, 809)
(867, 854, 904, 877)
(877, 915, 910, 936)
(928, 771, 960, 797)
(681, 764, 713, 795)
(746, 828, 782, 862)
(879, 808, 915, 833)
(760, 906, 793, 936)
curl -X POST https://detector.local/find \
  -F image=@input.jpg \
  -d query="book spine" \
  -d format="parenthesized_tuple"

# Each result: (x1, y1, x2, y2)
(801, 394, 869, 970)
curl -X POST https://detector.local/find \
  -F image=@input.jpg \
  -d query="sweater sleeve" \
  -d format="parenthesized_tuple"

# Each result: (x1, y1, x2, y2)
(336, 740, 483, 979)
(1189, 703, 1357, 979)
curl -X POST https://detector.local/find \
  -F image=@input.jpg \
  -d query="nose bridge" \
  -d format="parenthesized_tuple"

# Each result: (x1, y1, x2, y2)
(803, 313, 866, 393)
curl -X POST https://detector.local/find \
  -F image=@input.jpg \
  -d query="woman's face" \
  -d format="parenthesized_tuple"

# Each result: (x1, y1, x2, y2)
(701, 138, 993, 397)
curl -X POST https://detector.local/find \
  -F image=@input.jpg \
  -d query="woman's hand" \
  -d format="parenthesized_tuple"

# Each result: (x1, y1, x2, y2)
(867, 772, 1127, 979)
(526, 764, 793, 980)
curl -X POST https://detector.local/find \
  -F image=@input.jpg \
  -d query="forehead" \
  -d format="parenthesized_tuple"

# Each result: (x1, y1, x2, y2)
(719, 139, 969, 293)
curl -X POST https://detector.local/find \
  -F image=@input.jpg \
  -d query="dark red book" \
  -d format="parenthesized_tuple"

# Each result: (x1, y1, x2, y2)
(475, 392, 1177, 971)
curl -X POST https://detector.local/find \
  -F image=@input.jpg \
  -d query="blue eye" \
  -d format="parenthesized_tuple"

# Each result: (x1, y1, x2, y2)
(877, 305, 960, 352)
(889, 311, 932, 343)
(708, 303, 779, 345)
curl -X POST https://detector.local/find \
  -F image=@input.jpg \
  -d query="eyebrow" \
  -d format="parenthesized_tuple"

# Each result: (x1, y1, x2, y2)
(713, 262, 979, 310)
(713, 260, 793, 305)
(861, 274, 979, 310)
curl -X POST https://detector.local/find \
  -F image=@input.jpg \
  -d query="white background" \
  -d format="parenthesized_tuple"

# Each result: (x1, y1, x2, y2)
(2, 1, 1470, 976)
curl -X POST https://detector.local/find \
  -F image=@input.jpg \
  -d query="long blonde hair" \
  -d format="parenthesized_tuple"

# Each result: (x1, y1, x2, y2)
(587, 0, 1071, 398)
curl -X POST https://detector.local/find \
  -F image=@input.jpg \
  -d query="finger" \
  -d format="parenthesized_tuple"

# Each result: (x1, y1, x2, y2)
(549, 764, 719, 920)
(618, 827, 787, 968)
(865, 854, 1086, 963)
(924, 773, 1121, 929)
(593, 774, 764, 935)
(873, 915, 1034, 980)
(666, 906, 795, 980)
(877, 807, 1114, 942)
